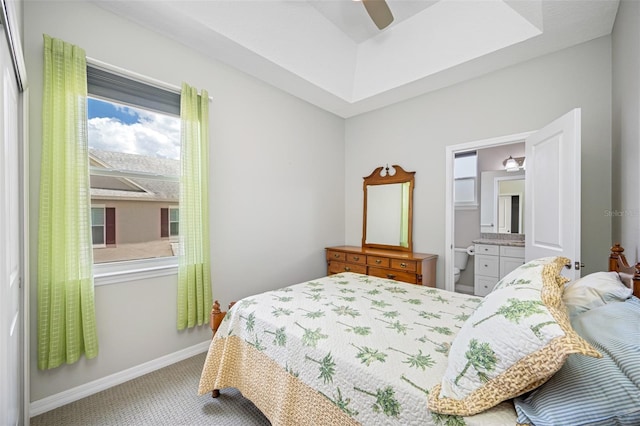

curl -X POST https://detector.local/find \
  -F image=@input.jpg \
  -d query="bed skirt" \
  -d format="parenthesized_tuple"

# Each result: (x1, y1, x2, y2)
(198, 335, 360, 425)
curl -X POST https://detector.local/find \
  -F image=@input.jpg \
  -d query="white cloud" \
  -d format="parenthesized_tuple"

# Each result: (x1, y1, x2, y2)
(88, 109, 180, 160)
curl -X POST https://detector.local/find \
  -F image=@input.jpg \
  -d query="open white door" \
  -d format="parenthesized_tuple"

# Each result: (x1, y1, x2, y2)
(497, 195, 512, 233)
(525, 109, 581, 280)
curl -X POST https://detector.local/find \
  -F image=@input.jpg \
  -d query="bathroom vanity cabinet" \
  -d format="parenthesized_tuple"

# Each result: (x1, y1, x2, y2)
(474, 243, 525, 296)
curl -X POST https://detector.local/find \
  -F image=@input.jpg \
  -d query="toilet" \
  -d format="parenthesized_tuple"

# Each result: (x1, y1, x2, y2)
(454, 246, 474, 283)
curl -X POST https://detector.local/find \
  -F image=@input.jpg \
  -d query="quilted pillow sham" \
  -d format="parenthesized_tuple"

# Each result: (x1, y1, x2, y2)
(428, 256, 601, 416)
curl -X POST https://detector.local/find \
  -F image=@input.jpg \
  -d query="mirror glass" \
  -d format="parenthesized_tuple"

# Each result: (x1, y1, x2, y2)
(362, 165, 414, 252)
(497, 178, 524, 233)
(365, 183, 408, 247)
(480, 170, 525, 234)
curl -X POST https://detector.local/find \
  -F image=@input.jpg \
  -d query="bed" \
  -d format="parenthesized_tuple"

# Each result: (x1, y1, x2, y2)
(198, 245, 640, 425)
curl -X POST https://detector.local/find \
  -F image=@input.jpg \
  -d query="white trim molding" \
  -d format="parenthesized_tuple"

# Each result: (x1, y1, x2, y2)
(93, 256, 178, 286)
(29, 341, 210, 417)
(445, 131, 533, 293)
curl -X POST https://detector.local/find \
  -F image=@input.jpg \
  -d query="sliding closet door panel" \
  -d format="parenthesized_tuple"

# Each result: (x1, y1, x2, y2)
(0, 22, 22, 426)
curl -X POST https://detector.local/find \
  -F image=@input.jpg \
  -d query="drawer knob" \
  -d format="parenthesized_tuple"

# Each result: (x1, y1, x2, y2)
(334, 253, 340, 258)
(353, 256, 360, 261)
(387, 274, 396, 279)
(375, 259, 381, 264)
(400, 262, 407, 268)
(345, 267, 351, 272)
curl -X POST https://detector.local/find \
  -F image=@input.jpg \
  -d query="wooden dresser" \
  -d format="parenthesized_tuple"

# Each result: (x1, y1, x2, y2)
(326, 246, 438, 287)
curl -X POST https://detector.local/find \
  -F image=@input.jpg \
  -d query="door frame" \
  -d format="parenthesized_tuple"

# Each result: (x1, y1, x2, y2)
(444, 131, 533, 293)
(1, 1, 28, 424)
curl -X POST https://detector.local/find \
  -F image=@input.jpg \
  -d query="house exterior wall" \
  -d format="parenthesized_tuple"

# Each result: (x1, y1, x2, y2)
(91, 199, 177, 246)
(90, 200, 179, 264)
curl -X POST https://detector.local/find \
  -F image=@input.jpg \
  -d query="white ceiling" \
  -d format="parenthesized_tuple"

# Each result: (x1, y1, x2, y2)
(92, 0, 619, 118)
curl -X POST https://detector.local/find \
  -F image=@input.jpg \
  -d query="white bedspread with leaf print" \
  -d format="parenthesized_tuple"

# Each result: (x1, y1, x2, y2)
(215, 272, 516, 425)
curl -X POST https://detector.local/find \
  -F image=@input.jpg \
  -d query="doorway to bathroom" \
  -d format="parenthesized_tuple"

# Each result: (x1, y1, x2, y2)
(445, 108, 584, 294)
(448, 136, 527, 295)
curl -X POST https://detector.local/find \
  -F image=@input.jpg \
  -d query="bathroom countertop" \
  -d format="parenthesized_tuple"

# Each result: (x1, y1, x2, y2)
(472, 239, 525, 247)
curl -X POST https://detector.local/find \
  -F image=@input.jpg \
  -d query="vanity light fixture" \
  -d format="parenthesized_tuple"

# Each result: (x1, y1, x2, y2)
(503, 156, 525, 172)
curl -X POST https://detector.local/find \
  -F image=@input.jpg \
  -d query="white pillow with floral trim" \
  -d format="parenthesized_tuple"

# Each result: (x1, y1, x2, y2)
(428, 257, 600, 416)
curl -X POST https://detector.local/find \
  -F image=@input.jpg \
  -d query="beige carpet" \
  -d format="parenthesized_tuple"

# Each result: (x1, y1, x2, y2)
(31, 352, 271, 426)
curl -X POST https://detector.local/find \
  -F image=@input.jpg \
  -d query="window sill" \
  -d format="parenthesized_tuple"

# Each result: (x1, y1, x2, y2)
(93, 256, 178, 286)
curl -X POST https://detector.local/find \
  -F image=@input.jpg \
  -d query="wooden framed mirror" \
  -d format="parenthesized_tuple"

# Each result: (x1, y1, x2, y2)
(362, 165, 415, 252)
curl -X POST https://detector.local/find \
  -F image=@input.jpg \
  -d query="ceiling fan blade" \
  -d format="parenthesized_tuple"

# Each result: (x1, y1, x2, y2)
(362, 0, 394, 30)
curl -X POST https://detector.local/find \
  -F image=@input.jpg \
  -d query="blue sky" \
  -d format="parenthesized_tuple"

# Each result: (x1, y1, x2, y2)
(88, 98, 140, 125)
(87, 97, 180, 160)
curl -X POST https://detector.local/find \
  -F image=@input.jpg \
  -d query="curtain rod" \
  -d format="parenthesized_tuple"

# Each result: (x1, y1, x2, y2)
(86, 56, 213, 102)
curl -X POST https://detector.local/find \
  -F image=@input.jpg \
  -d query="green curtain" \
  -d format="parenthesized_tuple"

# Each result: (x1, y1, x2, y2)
(38, 35, 98, 370)
(177, 83, 212, 330)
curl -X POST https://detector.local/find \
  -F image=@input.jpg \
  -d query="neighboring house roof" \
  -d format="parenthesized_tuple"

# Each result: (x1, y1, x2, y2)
(89, 149, 179, 202)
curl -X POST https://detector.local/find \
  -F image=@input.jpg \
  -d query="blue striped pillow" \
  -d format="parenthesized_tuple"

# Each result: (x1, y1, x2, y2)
(514, 297, 640, 425)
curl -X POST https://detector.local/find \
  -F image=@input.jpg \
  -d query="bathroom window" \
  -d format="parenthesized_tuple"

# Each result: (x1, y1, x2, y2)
(454, 151, 477, 209)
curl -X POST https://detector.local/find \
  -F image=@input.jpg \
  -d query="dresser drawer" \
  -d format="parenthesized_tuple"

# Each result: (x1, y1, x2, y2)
(390, 259, 417, 272)
(475, 244, 499, 256)
(475, 254, 499, 277)
(367, 256, 390, 268)
(368, 267, 418, 284)
(326, 250, 346, 262)
(346, 253, 366, 264)
(328, 261, 366, 275)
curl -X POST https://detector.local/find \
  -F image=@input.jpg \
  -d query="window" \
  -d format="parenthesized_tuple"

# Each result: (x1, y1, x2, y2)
(87, 65, 181, 266)
(454, 151, 478, 208)
(160, 207, 179, 239)
(91, 205, 115, 247)
(170, 207, 179, 238)
(91, 206, 105, 247)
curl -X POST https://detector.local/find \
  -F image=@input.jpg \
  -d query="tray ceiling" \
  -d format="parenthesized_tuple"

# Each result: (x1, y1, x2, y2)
(92, 0, 619, 118)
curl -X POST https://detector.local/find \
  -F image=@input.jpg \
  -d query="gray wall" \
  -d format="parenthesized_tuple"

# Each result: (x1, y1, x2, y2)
(345, 36, 613, 285)
(25, 1, 345, 401)
(612, 0, 640, 261)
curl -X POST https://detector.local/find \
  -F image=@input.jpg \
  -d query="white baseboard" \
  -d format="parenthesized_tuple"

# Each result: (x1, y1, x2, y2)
(30, 340, 211, 417)
(455, 284, 474, 295)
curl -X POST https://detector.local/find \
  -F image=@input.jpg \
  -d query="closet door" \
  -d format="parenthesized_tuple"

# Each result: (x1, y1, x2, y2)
(0, 22, 22, 426)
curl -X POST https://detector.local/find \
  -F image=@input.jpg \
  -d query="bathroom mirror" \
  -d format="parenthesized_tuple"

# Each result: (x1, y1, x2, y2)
(497, 178, 524, 233)
(362, 165, 414, 252)
(480, 170, 525, 234)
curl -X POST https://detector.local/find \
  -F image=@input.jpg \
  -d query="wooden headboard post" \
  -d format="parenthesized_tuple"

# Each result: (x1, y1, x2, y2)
(210, 300, 236, 336)
(210, 300, 225, 336)
(609, 243, 640, 298)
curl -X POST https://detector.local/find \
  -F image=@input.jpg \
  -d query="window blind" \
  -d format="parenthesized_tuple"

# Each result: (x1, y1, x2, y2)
(87, 65, 180, 116)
